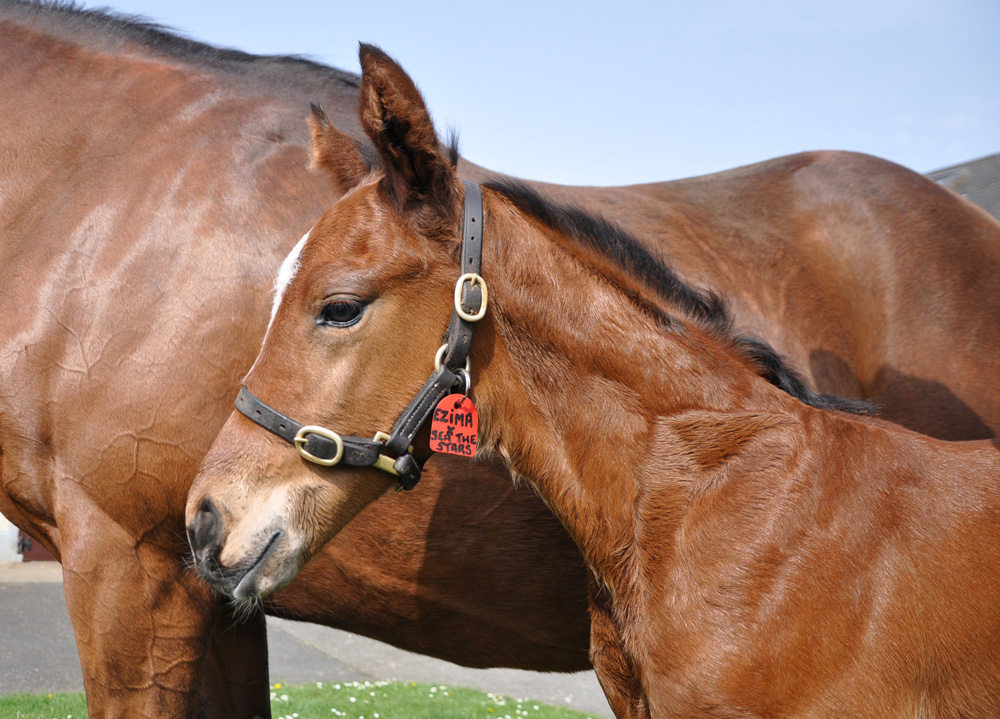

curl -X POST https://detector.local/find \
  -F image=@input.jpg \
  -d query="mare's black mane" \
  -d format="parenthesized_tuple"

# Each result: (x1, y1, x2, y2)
(484, 178, 874, 415)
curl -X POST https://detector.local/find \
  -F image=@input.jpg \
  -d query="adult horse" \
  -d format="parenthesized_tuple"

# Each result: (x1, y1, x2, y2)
(3, 2, 1000, 717)
(187, 45, 1000, 718)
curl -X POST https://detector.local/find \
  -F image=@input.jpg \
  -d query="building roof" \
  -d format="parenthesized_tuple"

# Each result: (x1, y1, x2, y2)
(927, 153, 1000, 221)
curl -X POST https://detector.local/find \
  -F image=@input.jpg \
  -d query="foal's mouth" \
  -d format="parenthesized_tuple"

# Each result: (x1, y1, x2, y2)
(196, 530, 284, 600)
(232, 531, 283, 600)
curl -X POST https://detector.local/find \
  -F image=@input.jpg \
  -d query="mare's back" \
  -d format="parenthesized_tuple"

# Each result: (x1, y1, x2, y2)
(542, 152, 1000, 440)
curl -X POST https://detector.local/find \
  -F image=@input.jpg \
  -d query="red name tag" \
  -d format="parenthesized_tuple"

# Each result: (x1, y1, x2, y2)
(430, 395, 478, 457)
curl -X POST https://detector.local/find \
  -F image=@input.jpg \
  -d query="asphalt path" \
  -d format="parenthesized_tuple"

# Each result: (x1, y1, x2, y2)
(0, 561, 611, 717)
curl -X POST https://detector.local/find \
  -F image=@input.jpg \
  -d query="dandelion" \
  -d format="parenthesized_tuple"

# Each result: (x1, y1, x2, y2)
(349, 696, 357, 703)
(274, 683, 282, 689)
(280, 694, 289, 702)
(317, 682, 324, 689)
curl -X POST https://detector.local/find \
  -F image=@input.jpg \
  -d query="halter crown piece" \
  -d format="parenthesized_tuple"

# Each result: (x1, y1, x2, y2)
(234, 180, 486, 490)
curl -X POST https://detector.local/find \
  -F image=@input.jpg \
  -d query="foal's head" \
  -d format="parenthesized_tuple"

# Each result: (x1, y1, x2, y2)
(186, 45, 472, 600)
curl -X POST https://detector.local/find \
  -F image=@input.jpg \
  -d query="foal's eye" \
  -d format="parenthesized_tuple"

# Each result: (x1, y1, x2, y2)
(317, 298, 366, 327)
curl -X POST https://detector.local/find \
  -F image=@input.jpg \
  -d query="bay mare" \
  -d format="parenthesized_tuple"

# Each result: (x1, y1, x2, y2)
(3, 2, 1000, 717)
(187, 45, 1000, 718)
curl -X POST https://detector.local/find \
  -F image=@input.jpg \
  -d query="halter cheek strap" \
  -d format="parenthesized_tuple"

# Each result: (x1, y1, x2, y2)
(234, 180, 486, 491)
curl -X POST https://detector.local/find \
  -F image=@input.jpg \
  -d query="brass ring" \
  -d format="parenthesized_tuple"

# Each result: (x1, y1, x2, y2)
(434, 343, 471, 374)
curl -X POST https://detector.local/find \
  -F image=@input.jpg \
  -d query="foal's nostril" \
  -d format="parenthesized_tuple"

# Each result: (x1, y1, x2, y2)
(187, 497, 223, 558)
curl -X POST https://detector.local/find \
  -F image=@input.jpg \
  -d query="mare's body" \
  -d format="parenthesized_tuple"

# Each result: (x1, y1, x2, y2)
(4, 4, 1000, 716)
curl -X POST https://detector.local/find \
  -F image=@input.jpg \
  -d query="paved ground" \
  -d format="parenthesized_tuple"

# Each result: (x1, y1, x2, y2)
(0, 561, 612, 717)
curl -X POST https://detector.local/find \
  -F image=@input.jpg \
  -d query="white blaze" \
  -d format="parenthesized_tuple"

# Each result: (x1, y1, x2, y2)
(270, 229, 312, 328)
(244, 228, 312, 379)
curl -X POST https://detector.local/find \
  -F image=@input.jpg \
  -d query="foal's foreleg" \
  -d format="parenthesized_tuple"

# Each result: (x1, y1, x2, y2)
(588, 577, 649, 719)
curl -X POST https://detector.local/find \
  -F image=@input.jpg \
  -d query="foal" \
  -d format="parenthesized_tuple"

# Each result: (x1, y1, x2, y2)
(188, 45, 1000, 718)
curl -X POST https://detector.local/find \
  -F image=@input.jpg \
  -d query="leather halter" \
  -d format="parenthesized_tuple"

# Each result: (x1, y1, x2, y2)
(234, 180, 486, 491)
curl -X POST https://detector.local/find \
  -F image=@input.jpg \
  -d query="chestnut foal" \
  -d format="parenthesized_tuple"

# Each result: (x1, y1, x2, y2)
(188, 46, 1000, 717)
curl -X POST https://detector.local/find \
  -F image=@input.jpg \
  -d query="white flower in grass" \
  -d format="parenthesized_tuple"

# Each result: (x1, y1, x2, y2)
(349, 696, 357, 703)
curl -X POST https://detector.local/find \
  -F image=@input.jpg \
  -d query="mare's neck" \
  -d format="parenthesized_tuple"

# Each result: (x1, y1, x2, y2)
(471, 191, 800, 587)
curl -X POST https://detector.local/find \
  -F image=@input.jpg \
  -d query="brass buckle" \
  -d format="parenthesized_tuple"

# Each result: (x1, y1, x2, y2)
(454, 273, 488, 322)
(294, 425, 344, 466)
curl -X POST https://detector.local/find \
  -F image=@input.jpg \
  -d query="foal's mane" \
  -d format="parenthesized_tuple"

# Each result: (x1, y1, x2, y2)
(1, 0, 360, 89)
(483, 178, 874, 415)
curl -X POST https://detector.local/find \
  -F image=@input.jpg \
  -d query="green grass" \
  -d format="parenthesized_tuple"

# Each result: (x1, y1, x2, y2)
(0, 690, 86, 719)
(0, 680, 607, 719)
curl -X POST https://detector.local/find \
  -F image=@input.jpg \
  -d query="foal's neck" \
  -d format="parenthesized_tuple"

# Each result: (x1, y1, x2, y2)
(471, 192, 799, 585)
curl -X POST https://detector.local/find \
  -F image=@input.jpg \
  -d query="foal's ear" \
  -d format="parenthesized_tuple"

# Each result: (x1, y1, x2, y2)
(307, 104, 370, 193)
(357, 44, 458, 224)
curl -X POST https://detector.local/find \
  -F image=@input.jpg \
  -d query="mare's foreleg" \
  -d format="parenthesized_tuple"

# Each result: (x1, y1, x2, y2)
(59, 505, 271, 718)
